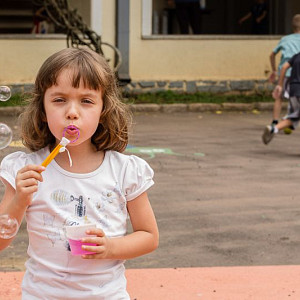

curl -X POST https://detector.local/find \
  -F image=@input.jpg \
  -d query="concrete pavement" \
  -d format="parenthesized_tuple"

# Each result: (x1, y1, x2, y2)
(1, 108, 300, 299)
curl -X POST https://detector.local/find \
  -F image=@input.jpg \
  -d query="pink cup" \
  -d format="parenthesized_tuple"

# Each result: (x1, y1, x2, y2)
(65, 223, 97, 256)
(68, 238, 97, 255)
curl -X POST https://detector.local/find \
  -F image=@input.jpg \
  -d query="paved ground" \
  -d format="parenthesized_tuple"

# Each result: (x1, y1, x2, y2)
(1, 110, 300, 299)
(1, 266, 299, 299)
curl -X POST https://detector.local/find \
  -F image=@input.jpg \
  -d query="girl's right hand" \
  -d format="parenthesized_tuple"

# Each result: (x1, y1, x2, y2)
(15, 165, 45, 208)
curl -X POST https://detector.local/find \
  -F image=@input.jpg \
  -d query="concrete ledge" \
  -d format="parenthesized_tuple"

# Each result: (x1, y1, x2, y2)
(255, 102, 288, 111)
(0, 102, 277, 117)
(0, 106, 23, 116)
(129, 103, 161, 112)
(161, 103, 187, 113)
(255, 102, 275, 111)
(188, 103, 221, 112)
(222, 103, 255, 111)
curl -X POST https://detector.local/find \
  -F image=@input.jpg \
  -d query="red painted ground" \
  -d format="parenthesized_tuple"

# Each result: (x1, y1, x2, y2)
(0, 266, 299, 300)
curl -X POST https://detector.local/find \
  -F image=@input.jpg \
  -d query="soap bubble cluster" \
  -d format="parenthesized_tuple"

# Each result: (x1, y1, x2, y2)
(0, 214, 19, 239)
(0, 122, 13, 150)
(0, 87, 17, 239)
(0, 86, 11, 102)
(0, 86, 13, 150)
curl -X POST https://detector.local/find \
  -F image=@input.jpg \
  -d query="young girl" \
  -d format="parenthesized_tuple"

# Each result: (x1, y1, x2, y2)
(0, 48, 159, 299)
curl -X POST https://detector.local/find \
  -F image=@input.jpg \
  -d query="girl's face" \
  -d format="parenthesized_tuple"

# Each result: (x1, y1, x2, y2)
(44, 68, 103, 149)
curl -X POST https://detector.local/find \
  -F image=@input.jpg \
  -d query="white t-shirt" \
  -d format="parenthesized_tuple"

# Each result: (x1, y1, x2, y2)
(0, 148, 154, 300)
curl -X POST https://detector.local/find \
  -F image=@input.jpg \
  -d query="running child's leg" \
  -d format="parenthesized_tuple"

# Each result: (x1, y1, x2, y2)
(262, 119, 293, 145)
(272, 96, 282, 125)
(275, 119, 293, 131)
(271, 77, 290, 125)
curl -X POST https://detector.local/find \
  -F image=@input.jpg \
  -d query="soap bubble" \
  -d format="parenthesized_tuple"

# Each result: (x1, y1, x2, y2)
(0, 86, 11, 102)
(0, 123, 13, 150)
(0, 214, 19, 239)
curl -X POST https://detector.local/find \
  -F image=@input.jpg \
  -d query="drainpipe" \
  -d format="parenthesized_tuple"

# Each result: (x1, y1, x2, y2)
(116, 0, 131, 86)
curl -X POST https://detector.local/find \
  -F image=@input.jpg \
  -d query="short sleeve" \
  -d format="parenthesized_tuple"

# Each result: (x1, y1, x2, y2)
(0, 151, 28, 189)
(273, 39, 283, 54)
(122, 155, 154, 201)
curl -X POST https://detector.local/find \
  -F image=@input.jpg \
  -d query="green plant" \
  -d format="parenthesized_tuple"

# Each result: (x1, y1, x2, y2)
(125, 91, 273, 104)
(0, 91, 274, 107)
(0, 93, 28, 107)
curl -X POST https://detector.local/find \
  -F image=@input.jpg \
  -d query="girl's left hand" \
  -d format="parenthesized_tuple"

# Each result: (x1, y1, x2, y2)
(81, 228, 112, 259)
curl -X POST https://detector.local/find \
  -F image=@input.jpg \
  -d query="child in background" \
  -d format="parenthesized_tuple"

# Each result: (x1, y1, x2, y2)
(238, 0, 268, 34)
(262, 51, 300, 144)
(0, 48, 159, 299)
(168, 0, 202, 34)
(268, 14, 300, 128)
(32, 4, 54, 34)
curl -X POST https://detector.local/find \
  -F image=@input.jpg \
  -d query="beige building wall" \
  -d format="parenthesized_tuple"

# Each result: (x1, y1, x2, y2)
(69, 0, 91, 25)
(101, 0, 116, 47)
(0, 0, 282, 84)
(130, 0, 280, 81)
(0, 38, 66, 84)
(101, 0, 117, 68)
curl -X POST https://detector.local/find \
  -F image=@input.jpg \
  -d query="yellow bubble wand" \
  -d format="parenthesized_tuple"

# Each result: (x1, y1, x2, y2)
(41, 126, 80, 169)
(41, 137, 71, 168)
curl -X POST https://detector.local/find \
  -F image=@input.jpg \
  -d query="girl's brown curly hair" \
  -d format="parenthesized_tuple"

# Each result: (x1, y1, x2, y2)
(20, 48, 131, 153)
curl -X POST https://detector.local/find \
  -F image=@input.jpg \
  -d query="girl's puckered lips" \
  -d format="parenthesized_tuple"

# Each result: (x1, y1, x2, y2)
(63, 125, 80, 143)
(66, 125, 79, 136)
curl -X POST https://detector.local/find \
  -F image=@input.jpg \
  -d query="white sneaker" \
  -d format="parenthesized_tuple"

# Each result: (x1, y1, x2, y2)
(262, 125, 274, 145)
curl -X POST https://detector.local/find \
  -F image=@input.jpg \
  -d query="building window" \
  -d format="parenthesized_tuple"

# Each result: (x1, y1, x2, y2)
(143, 0, 300, 36)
